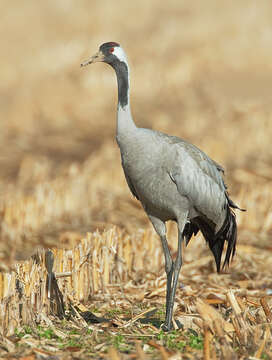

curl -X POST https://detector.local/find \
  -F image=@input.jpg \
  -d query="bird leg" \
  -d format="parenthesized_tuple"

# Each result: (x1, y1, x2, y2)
(159, 234, 174, 330)
(148, 215, 183, 331)
(163, 229, 183, 331)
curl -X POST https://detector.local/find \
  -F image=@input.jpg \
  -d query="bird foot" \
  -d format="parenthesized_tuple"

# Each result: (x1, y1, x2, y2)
(162, 319, 183, 332)
(161, 322, 173, 332)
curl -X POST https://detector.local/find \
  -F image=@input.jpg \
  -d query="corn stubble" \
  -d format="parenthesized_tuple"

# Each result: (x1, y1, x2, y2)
(0, 0, 272, 358)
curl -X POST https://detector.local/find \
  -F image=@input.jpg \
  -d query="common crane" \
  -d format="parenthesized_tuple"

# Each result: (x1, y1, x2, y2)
(81, 42, 245, 331)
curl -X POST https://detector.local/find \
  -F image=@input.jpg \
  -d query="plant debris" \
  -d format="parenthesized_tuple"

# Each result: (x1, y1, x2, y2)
(0, 0, 272, 358)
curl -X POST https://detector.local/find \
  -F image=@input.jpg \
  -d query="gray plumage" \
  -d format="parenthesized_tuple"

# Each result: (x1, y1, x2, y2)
(81, 42, 245, 331)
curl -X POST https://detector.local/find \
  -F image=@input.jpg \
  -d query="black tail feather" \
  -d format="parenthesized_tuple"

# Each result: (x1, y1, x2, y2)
(211, 236, 225, 272)
(214, 208, 237, 271)
(191, 207, 238, 273)
(227, 193, 246, 212)
(183, 222, 199, 246)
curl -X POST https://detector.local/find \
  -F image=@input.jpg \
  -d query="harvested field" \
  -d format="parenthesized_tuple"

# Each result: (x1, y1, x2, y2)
(0, 0, 272, 358)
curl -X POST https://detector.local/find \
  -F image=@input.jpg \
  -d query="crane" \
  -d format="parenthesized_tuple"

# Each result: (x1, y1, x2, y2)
(81, 42, 245, 331)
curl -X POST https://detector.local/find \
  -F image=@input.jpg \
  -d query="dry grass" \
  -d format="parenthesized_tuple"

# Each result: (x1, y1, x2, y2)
(0, 0, 272, 358)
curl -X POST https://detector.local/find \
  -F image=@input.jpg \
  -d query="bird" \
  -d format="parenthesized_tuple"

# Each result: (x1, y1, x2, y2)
(81, 42, 245, 331)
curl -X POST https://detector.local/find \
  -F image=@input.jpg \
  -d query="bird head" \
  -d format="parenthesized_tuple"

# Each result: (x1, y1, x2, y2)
(81, 42, 127, 67)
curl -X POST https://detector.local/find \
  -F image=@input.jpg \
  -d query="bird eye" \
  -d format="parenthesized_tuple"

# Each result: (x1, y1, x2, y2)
(109, 47, 114, 53)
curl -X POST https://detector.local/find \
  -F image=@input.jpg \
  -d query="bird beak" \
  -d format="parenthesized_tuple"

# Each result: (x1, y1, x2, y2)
(80, 50, 105, 67)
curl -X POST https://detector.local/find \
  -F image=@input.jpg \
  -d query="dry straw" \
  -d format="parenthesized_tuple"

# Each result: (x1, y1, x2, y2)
(0, 227, 158, 335)
(1, 225, 272, 357)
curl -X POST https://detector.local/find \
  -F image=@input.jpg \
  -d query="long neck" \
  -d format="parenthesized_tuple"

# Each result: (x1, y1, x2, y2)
(111, 59, 136, 135)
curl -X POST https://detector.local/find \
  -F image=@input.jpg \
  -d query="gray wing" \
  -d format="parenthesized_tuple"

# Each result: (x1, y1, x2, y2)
(154, 130, 226, 189)
(170, 143, 227, 231)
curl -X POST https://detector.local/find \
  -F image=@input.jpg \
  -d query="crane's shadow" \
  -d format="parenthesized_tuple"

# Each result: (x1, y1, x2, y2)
(80, 310, 163, 328)
(80, 308, 183, 330)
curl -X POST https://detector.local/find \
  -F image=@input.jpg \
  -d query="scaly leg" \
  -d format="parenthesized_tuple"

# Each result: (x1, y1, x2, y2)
(148, 216, 173, 330)
(159, 234, 173, 331)
(163, 229, 183, 330)
(148, 215, 187, 331)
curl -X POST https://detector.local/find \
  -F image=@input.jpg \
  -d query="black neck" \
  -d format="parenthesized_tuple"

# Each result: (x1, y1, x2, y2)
(110, 60, 129, 108)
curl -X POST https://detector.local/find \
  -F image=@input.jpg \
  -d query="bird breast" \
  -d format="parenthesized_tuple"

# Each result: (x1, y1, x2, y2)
(117, 130, 190, 221)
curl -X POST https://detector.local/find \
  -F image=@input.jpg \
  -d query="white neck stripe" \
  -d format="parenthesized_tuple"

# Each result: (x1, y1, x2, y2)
(113, 46, 128, 65)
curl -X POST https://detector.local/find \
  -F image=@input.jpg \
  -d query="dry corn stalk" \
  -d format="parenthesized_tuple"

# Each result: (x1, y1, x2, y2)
(196, 299, 236, 359)
(0, 227, 162, 330)
(226, 290, 248, 345)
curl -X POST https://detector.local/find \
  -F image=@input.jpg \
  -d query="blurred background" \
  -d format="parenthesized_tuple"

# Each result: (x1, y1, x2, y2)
(0, 0, 271, 267)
